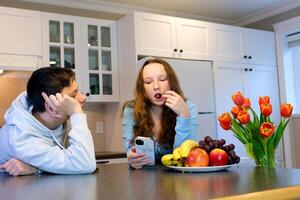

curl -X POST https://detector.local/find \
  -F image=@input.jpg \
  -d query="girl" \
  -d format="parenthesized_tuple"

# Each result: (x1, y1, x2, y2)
(122, 58, 199, 169)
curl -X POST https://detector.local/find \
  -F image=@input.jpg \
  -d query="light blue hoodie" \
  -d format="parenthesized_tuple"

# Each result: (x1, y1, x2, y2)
(0, 92, 96, 174)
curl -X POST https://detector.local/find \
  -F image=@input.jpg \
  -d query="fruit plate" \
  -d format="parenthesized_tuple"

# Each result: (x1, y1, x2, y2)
(166, 164, 237, 173)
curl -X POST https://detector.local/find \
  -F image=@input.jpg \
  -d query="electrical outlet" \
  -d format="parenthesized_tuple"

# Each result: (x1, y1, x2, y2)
(96, 121, 103, 134)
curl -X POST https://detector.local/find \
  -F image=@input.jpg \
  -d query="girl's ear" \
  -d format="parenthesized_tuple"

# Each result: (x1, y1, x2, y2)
(44, 102, 62, 119)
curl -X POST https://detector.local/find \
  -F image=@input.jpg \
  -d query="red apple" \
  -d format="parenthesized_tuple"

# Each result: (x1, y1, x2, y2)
(186, 148, 209, 167)
(209, 148, 229, 166)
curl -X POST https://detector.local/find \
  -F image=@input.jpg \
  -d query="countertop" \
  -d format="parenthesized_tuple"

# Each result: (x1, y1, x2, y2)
(95, 151, 126, 160)
(1, 164, 300, 200)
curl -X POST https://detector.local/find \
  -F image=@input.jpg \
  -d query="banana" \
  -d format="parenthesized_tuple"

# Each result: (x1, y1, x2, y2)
(180, 140, 199, 158)
(161, 154, 174, 166)
(173, 161, 184, 167)
(172, 147, 182, 162)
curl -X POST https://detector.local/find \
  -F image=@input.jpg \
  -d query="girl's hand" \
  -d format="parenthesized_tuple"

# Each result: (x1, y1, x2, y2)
(163, 91, 190, 117)
(127, 146, 153, 169)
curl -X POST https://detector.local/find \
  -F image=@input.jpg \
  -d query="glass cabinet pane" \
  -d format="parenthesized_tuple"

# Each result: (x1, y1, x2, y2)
(89, 74, 100, 95)
(64, 22, 74, 44)
(101, 27, 111, 47)
(64, 48, 75, 69)
(49, 46, 61, 67)
(103, 74, 112, 95)
(89, 49, 99, 70)
(49, 21, 60, 43)
(101, 51, 111, 71)
(88, 25, 98, 46)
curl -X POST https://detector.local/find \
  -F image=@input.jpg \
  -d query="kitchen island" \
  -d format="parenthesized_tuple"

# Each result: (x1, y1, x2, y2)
(1, 163, 300, 199)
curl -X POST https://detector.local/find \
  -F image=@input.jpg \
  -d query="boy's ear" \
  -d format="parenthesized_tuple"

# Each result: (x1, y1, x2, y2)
(44, 102, 62, 119)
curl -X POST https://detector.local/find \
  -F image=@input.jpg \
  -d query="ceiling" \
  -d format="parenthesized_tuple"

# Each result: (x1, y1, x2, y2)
(20, 0, 300, 25)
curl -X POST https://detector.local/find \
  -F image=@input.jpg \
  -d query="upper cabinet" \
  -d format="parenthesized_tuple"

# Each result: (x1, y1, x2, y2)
(134, 12, 212, 60)
(212, 24, 276, 65)
(42, 13, 119, 102)
(81, 18, 119, 102)
(0, 6, 42, 70)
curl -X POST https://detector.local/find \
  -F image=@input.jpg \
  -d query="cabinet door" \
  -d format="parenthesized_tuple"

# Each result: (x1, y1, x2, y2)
(81, 18, 119, 102)
(176, 18, 211, 60)
(134, 12, 176, 57)
(42, 13, 82, 85)
(214, 62, 249, 161)
(245, 29, 277, 66)
(213, 24, 247, 63)
(0, 7, 41, 56)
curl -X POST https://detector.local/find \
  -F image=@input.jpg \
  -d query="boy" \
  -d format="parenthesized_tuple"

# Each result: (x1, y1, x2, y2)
(0, 67, 96, 176)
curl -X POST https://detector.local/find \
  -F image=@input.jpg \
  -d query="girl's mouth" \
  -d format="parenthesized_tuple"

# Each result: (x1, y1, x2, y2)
(154, 93, 162, 99)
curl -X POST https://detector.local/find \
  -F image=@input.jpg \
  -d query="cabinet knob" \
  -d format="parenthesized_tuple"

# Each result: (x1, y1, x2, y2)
(249, 68, 253, 71)
(174, 48, 178, 52)
(248, 56, 252, 59)
(179, 49, 183, 53)
(244, 68, 248, 71)
(86, 93, 90, 97)
(243, 55, 247, 59)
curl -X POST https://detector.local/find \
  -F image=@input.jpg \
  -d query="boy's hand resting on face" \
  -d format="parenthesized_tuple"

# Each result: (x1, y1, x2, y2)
(127, 146, 153, 169)
(0, 158, 38, 176)
(42, 92, 82, 117)
(162, 91, 190, 117)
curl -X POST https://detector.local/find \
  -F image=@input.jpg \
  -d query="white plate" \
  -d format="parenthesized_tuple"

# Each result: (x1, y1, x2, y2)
(166, 164, 237, 173)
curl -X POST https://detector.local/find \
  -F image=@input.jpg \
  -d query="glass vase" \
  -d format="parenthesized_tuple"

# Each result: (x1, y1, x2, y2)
(245, 142, 276, 168)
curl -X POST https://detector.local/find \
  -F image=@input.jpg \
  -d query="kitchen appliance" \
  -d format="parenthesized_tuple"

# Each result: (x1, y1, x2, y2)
(139, 57, 217, 140)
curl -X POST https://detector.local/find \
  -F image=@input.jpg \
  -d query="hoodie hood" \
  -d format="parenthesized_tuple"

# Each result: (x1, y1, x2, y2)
(4, 91, 64, 139)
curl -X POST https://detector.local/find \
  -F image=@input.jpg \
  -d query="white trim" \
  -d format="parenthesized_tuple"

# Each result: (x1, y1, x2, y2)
(273, 16, 300, 168)
(234, 0, 300, 26)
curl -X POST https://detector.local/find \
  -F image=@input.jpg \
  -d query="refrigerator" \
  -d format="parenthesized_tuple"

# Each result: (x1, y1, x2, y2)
(161, 58, 217, 140)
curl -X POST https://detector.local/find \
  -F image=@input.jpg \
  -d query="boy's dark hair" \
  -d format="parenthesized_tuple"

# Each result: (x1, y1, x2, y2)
(27, 67, 75, 113)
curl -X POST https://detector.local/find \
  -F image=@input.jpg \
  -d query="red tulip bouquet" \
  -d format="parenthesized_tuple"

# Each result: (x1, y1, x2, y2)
(218, 92, 293, 167)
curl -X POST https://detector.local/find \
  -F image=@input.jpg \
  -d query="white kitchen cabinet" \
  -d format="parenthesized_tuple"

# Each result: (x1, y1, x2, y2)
(0, 6, 42, 69)
(42, 13, 119, 102)
(214, 61, 282, 163)
(81, 18, 119, 102)
(134, 12, 212, 60)
(212, 24, 276, 66)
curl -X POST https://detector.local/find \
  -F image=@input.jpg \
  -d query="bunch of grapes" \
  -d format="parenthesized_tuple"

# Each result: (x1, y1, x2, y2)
(198, 136, 240, 164)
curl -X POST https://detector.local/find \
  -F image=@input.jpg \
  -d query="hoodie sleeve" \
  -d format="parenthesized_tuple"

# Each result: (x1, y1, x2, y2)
(173, 100, 199, 149)
(11, 113, 96, 174)
(122, 106, 135, 155)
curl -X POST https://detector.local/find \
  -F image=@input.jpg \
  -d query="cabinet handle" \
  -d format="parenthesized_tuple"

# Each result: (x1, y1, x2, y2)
(249, 68, 253, 71)
(86, 93, 90, 97)
(243, 55, 247, 59)
(244, 68, 248, 71)
(179, 49, 183, 53)
(248, 56, 252, 59)
(174, 48, 177, 52)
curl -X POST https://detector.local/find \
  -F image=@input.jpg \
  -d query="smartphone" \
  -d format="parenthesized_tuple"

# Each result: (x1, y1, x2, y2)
(135, 136, 155, 166)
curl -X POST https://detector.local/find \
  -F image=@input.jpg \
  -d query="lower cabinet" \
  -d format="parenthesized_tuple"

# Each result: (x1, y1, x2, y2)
(213, 62, 283, 164)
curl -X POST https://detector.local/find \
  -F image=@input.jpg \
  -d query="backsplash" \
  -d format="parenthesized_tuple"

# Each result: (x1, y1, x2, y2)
(0, 71, 114, 152)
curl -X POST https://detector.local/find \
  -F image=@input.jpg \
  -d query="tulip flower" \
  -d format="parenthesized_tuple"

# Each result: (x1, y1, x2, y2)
(232, 92, 245, 106)
(218, 113, 232, 130)
(280, 103, 293, 118)
(231, 106, 243, 118)
(260, 122, 275, 138)
(243, 98, 251, 109)
(236, 111, 250, 125)
(259, 96, 270, 105)
(260, 103, 272, 117)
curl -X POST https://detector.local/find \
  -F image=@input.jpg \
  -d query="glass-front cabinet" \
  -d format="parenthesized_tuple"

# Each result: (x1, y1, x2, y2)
(42, 13, 119, 102)
(82, 18, 119, 102)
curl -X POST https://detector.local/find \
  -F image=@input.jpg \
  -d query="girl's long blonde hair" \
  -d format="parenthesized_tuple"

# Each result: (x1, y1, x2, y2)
(122, 58, 186, 148)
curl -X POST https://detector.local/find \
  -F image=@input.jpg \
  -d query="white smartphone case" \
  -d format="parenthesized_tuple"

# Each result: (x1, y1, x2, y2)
(135, 136, 155, 165)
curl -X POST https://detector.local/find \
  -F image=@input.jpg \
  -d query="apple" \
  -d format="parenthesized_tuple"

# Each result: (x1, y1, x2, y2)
(209, 148, 229, 166)
(186, 148, 209, 167)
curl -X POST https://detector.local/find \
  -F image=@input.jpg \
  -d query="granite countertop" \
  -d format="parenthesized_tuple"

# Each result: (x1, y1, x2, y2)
(1, 164, 300, 199)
